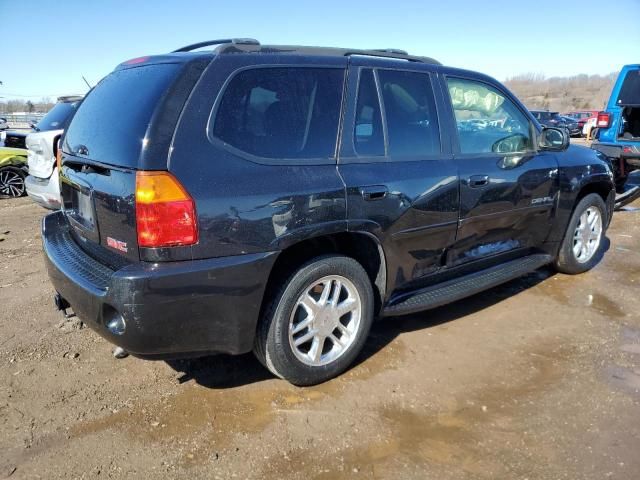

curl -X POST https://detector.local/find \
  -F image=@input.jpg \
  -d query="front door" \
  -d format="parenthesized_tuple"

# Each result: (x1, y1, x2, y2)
(442, 76, 559, 267)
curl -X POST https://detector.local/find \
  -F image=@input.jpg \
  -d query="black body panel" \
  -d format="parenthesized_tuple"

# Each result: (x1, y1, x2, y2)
(43, 212, 276, 357)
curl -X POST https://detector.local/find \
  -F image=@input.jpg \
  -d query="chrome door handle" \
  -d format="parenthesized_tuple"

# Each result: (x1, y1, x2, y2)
(360, 185, 388, 201)
(469, 175, 490, 188)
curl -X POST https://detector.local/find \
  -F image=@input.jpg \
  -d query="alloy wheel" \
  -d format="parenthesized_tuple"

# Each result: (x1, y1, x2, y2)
(0, 169, 25, 197)
(572, 206, 602, 263)
(288, 275, 362, 367)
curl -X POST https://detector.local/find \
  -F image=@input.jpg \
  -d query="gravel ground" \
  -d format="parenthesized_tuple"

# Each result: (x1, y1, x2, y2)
(0, 195, 638, 480)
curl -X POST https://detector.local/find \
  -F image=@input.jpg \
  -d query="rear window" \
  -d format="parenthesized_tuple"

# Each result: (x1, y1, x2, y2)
(617, 69, 640, 105)
(64, 64, 180, 167)
(36, 101, 80, 132)
(212, 67, 345, 160)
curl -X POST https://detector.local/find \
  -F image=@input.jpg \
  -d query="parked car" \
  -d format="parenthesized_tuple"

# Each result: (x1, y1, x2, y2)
(559, 115, 581, 137)
(591, 64, 640, 207)
(530, 110, 576, 135)
(565, 110, 599, 133)
(583, 117, 597, 140)
(0, 117, 8, 131)
(3, 131, 28, 149)
(25, 95, 83, 209)
(0, 147, 28, 197)
(44, 39, 615, 385)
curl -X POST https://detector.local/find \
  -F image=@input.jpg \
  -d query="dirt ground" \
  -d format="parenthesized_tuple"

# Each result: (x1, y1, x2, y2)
(1, 193, 639, 480)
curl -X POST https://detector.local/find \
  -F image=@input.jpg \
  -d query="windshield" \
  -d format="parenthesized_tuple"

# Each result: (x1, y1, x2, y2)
(36, 101, 81, 132)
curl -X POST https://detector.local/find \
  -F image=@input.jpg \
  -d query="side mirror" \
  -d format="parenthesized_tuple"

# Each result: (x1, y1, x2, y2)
(539, 127, 569, 151)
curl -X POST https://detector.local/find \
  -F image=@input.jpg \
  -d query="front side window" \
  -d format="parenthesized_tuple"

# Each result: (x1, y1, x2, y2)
(213, 67, 344, 159)
(378, 70, 440, 156)
(447, 77, 533, 154)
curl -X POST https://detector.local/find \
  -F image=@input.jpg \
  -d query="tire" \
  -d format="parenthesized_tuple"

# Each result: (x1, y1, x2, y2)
(254, 255, 374, 386)
(555, 193, 608, 274)
(0, 166, 26, 197)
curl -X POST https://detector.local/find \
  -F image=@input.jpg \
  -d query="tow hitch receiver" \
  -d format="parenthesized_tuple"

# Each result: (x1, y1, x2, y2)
(54, 293, 75, 319)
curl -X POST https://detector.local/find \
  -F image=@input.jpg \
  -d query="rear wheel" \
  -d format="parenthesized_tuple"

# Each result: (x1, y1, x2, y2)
(254, 255, 374, 386)
(555, 193, 607, 274)
(0, 166, 26, 197)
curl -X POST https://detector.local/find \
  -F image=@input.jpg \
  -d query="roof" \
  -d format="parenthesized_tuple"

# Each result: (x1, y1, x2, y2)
(171, 38, 441, 65)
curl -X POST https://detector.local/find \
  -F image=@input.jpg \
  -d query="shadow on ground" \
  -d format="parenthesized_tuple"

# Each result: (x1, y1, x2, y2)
(165, 262, 570, 390)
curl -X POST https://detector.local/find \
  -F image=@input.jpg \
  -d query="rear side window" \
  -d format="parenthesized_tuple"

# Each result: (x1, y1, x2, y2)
(36, 101, 80, 132)
(378, 70, 440, 157)
(617, 69, 640, 105)
(64, 64, 181, 167)
(354, 69, 384, 156)
(213, 67, 344, 159)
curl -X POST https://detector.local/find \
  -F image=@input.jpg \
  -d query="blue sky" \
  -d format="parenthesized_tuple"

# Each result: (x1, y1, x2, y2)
(1, 0, 639, 100)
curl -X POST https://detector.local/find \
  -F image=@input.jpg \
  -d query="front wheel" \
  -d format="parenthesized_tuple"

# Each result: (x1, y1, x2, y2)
(254, 255, 374, 386)
(555, 193, 608, 274)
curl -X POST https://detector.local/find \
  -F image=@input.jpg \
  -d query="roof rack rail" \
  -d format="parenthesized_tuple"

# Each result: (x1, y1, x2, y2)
(369, 48, 409, 55)
(173, 38, 260, 53)
(344, 49, 439, 64)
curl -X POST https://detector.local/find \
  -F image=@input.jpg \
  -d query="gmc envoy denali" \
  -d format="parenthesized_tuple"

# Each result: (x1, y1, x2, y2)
(43, 39, 615, 385)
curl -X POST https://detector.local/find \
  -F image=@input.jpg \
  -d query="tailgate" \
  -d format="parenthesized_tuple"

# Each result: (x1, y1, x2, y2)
(60, 156, 139, 264)
(59, 61, 194, 263)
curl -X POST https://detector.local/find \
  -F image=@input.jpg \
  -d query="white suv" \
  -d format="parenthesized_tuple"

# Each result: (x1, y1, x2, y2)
(25, 96, 82, 209)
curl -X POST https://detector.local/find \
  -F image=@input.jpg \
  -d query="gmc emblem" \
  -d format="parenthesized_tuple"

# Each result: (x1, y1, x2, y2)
(106, 237, 128, 253)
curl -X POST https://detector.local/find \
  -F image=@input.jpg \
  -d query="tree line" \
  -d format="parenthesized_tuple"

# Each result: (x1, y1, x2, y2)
(0, 98, 56, 114)
(504, 72, 617, 112)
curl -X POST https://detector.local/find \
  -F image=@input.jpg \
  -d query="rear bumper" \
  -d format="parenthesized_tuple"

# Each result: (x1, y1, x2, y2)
(42, 211, 277, 358)
(25, 168, 61, 209)
(592, 142, 640, 160)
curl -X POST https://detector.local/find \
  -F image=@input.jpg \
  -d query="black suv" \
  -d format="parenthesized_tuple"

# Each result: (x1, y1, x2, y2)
(43, 39, 615, 385)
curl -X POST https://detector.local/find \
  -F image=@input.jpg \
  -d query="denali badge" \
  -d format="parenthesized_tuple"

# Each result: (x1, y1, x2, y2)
(107, 237, 128, 253)
(531, 196, 554, 206)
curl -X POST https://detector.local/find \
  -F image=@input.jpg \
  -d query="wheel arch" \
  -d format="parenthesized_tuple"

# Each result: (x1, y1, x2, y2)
(261, 231, 387, 322)
(574, 179, 615, 227)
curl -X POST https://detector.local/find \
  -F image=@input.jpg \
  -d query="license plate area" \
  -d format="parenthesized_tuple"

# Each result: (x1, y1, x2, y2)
(65, 184, 100, 243)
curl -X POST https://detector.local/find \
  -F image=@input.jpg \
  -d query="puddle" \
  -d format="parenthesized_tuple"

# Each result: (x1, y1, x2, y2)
(604, 365, 640, 397)
(589, 292, 626, 318)
(260, 340, 573, 479)
(70, 337, 406, 466)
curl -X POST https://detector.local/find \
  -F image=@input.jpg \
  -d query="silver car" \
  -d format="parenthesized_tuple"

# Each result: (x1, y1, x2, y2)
(25, 96, 82, 209)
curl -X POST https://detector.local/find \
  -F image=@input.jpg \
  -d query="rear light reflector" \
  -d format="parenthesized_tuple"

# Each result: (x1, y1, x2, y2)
(135, 171, 198, 248)
(597, 112, 611, 128)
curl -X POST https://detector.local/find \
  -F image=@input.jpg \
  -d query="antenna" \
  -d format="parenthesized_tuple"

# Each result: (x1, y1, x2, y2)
(82, 75, 92, 90)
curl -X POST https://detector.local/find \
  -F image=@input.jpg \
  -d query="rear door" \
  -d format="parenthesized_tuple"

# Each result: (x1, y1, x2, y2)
(442, 75, 559, 267)
(338, 59, 459, 295)
(60, 61, 199, 264)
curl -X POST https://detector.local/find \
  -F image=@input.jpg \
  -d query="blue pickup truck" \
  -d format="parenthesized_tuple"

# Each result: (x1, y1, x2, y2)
(591, 64, 640, 208)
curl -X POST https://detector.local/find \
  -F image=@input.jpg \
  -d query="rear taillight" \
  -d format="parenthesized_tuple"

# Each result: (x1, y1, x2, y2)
(597, 112, 611, 128)
(135, 171, 198, 248)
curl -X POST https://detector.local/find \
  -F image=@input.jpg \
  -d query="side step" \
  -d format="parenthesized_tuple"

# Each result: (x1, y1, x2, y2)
(383, 254, 553, 317)
(615, 185, 640, 210)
